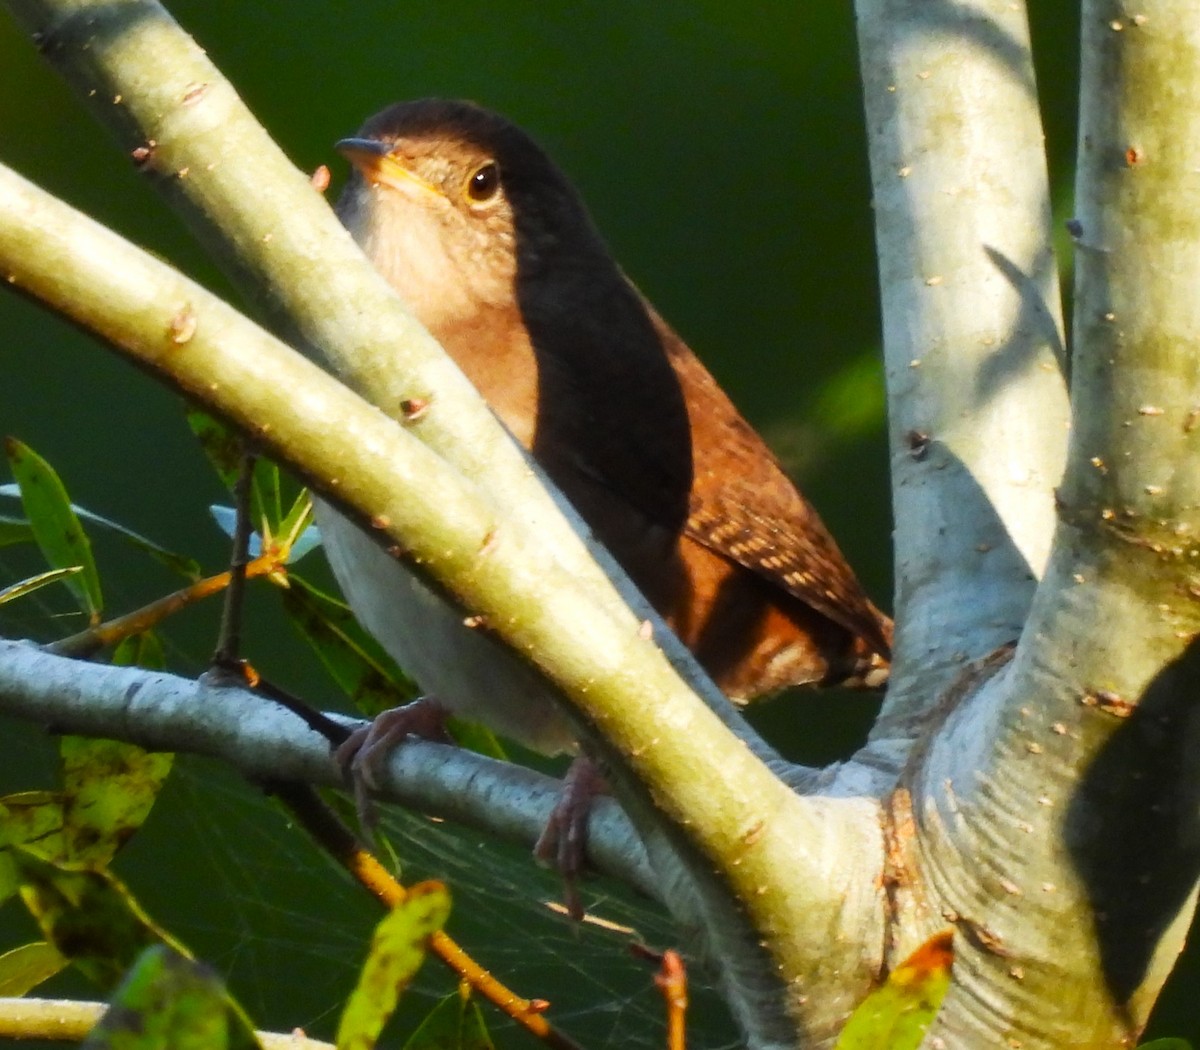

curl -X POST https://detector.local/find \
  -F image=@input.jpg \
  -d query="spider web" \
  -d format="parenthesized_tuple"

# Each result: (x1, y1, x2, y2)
(0, 542, 746, 1048)
(126, 757, 745, 1049)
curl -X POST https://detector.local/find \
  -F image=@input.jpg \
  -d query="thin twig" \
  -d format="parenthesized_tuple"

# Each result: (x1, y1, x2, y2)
(265, 781, 586, 1050)
(0, 996, 334, 1048)
(47, 550, 286, 659)
(655, 950, 688, 1050)
(213, 448, 256, 666)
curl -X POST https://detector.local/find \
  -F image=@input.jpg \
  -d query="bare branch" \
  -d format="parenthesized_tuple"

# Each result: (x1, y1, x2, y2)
(0, 639, 656, 897)
(898, 4, 1200, 1046)
(855, 0, 1069, 738)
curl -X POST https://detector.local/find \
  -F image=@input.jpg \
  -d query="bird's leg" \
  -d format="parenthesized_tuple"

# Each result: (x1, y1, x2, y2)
(335, 698, 454, 833)
(534, 755, 607, 920)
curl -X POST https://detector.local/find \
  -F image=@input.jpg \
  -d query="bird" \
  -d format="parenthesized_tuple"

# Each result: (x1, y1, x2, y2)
(318, 98, 891, 887)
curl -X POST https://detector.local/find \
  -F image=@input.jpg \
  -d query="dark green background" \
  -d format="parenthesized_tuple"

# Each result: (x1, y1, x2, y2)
(3, 2, 1192, 1046)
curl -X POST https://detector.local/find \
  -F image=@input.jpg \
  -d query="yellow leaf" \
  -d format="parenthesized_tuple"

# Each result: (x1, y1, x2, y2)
(336, 881, 452, 1050)
(835, 930, 954, 1050)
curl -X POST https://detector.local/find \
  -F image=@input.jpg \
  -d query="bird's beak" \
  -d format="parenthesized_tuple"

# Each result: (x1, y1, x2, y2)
(335, 137, 442, 200)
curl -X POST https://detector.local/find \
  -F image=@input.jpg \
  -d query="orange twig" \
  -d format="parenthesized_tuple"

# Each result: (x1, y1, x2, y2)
(48, 549, 286, 659)
(40, 519, 583, 1048)
(268, 782, 583, 1050)
(655, 950, 687, 1050)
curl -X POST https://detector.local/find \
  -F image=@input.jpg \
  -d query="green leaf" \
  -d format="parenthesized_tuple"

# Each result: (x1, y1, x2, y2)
(112, 631, 167, 670)
(188, 409, 276, 526)
(188, 410, 302, 546)
(0, 940, 69, 996)
(186, 410, 252, 494)
(59, 736, 173, 867)
(0, 485, 201, 581)
(277, 489, 319, 561)
(336, 881, 452, 1050)
(209, 503, 321, 563)
(402, 990, 495, 1050)
(282, 575, 419, 717)
(254, 458, 283, 529)
(835, 930, 954, 1050)
(0, 852, 17, 906)
(1137, 1041, 1194, 1049)
(1, 735, 170, 871)
(0, 565, 84, 606)
(82, 945, 262, 1050)
(11, 849, 187, 991)
(0, 791, 68, 863)
(4, 439, 102, 619)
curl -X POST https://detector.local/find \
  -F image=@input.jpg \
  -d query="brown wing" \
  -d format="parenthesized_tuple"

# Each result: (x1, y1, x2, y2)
(495, 262, 890, 662)
(649, 307, 892, 659)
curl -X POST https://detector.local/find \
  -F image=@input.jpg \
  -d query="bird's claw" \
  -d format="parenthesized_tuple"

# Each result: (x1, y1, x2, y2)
(533, 756, 606, 920)
(335, 697, 452, 833)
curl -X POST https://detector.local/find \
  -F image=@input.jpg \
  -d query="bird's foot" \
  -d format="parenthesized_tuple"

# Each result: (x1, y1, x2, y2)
(534, 755, 607, 920)
(336, 697, 453, 833)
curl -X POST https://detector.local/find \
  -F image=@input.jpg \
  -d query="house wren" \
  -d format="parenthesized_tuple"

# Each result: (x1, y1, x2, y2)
(320, 98, 891, 762)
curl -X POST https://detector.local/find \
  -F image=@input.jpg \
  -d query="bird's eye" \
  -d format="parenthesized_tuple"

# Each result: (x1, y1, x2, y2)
(465, 161, 501, 203)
